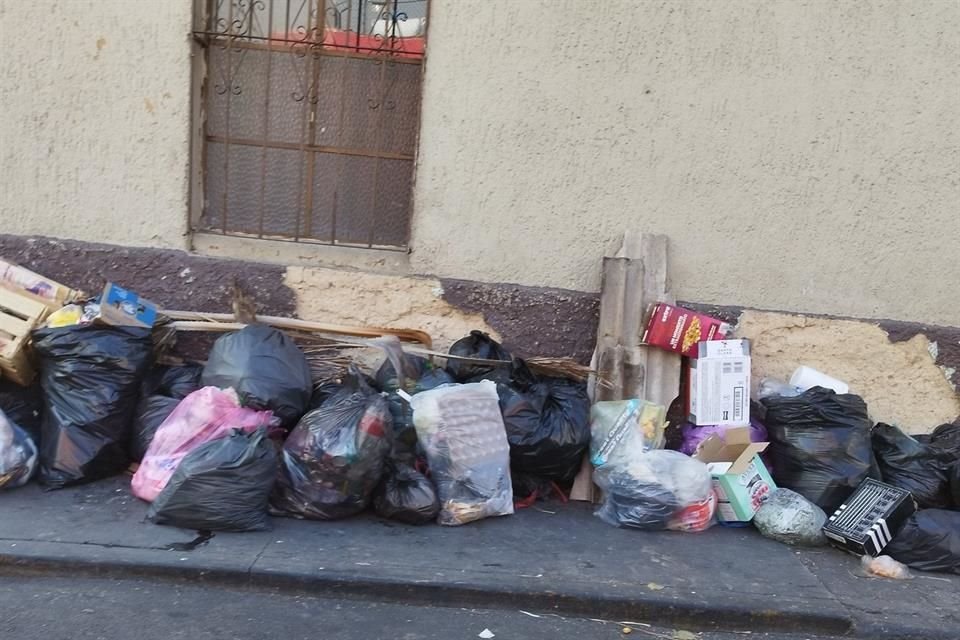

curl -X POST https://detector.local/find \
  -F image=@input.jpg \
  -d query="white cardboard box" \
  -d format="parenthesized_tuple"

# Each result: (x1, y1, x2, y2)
(688, 339, 751, 426)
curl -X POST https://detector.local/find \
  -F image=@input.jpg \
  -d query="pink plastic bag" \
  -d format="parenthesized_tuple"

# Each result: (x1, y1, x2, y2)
(131, 387, 274, 502)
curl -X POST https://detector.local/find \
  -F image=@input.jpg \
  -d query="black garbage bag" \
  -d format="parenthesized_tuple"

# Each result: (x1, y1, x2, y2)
(761, 387, 879, 513)
(141, 364, 202, 400)
(0, 410, 38, 490)
(202, 325, 312, 427)
(309, 371, 380, 411)
(872, 423, 953, 509)
(886, 509, 960, 574)
(475, 360, 590, 488)
(949, 461, 960, 511)
(130, 364, 202, 462)
(445, 330, 511, 382)
(950, 464, 960, 509)
(373, 461, 439, 524)
(308, 381, 340, 410)
(147, 429, 277, 532)
(130, 395, 182, 462)
(0, 379, 43, 443)
(375, 353, 454, 460)
(376, 353, 454, 394)
(929, 422, 960, 452)
(271, 373, 392, 520)
(33, 325, 153, 488)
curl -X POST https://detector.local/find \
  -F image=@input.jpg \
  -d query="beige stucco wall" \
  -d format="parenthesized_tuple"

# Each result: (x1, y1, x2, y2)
(1, 1, 957, 329)
(412, 0, 960, 326)
(0, 0, 193, 249)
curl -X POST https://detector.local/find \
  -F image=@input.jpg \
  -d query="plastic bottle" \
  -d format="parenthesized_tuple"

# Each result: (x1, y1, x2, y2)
(789, 366, 849, 395)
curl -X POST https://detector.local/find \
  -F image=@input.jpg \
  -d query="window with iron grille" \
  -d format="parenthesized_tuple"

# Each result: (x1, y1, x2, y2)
(192, 0, 427, 250)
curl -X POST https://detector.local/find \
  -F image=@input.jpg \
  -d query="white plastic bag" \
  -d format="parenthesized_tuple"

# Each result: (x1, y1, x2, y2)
(0, 410, 37, 490)
(410, 381, 513, 525)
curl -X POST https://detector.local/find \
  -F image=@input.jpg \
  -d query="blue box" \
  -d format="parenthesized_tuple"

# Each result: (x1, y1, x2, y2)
(99, 283, 158, 328)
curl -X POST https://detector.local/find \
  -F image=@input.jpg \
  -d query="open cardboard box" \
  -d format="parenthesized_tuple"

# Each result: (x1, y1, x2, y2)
(694, 426, 775, 523)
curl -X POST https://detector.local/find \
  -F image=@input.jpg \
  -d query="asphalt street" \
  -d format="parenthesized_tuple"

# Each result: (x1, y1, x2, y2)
(0, 575, 833, 640)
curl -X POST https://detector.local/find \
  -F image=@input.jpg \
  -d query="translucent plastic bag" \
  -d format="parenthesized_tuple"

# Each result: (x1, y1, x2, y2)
(271, 373, 392, 520)
(0, 410, 38, 490)
(374, 344, 454, 461)
(753, 488, 828, 547)
(132, 387, 275, 502)
(860, 555, 912, 580)
(590, 400, 667, 468)
(411, 381, 513, 525)
(0, 379, 42, 443)
(593, 450, 715, 532)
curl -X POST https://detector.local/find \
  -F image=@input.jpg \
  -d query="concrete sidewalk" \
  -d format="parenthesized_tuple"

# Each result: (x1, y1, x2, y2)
(0, 477, 956, 639)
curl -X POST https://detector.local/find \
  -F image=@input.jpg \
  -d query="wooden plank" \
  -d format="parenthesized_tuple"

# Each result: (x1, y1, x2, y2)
(165, 310, 433, 348)
(0, 288, 47, 319)
(0, 288, 46, 387)
(0, 312, 30, 339)
(571, 232, 681, 502)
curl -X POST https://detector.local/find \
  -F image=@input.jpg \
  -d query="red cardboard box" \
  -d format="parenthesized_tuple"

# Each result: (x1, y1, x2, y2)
(641, 303, 731, 356)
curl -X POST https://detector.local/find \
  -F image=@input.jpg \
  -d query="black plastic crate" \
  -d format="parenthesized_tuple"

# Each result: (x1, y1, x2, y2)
(822, 478, 916, 557)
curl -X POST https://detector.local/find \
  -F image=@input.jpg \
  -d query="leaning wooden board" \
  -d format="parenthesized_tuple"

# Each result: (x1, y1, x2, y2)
(0, 288, 49, 385)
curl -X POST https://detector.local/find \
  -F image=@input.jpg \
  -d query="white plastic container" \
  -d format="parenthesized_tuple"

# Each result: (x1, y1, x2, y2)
(789, 366, 849, 395)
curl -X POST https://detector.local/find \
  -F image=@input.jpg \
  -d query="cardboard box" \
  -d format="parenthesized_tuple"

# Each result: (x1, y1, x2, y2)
(641, 303, 731, 356)
(688, 339, 750, 426)
(822, 478, 916, 557)
(98, 283, 158, 328)
(694, 427, 775, 523)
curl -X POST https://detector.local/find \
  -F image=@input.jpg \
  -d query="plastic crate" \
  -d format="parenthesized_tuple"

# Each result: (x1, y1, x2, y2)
(822, 478, 916, 557)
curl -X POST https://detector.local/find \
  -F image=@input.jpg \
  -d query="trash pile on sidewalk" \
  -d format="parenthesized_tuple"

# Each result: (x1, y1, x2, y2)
(0, 257, 958, 577)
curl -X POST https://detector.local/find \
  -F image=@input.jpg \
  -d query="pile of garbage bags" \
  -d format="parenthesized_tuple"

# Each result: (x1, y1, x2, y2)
(5, 306, 960, 577)
(9, 323, 581, 530)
